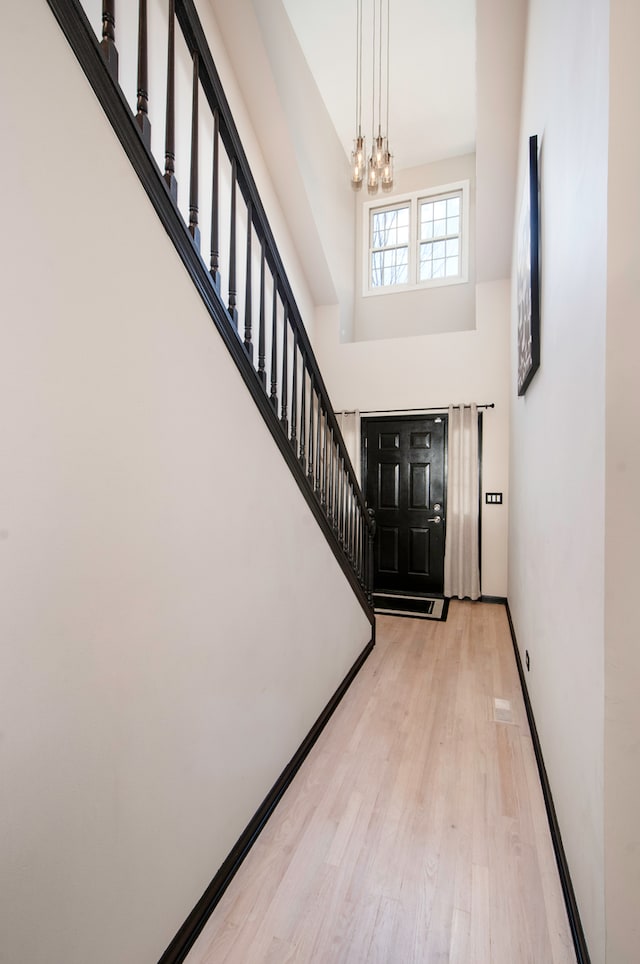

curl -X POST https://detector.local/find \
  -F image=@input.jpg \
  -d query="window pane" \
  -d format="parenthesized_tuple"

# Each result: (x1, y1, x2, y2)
(385, 261, 408, 285)
(420, 202, 433, 223)
(447, 197, 460, 217)
(446, 215, 460, 236)
(383, 248, 408, 269)
(420, 234, 446, 280)
(445, 256, 459, 277)
(372, 244, 408, 287)
(372, 206, 409, 249)
(421, 220, 434, 240)
(446, 239, 459, 257)
(434, 219, 447, 238)
(371, 251, 384, 287)
(433, 200, 446, 220)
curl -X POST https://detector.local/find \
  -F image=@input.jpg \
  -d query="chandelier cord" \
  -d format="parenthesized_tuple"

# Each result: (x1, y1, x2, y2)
(378, 0, 383, 136)
(356, 0, 362, 134)
(371, 0, 376, 139)
(385, 0, 390, 141)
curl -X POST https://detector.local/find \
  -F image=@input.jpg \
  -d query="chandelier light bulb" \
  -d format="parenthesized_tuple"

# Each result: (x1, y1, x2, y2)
(374, 133, 385, 171)
(367, 156, 379, 194)
(381, 150, 394, 191)
(351, 135, 366, 189)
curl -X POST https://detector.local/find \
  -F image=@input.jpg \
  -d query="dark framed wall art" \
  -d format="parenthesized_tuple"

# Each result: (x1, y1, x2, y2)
(516, 134, 540, 396)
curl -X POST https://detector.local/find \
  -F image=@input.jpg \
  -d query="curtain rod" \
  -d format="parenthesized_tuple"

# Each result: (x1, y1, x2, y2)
(335, 403, 495, 416)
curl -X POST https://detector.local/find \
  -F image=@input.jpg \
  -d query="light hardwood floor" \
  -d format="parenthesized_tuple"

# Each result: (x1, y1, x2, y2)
(187, 602, 575, 963)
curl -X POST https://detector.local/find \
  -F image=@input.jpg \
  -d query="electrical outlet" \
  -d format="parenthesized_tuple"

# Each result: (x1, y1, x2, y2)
(525, 650, 530, 672)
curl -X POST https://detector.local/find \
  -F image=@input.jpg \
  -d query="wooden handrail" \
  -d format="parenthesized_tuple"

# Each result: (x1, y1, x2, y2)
(45, 0, 374, 611)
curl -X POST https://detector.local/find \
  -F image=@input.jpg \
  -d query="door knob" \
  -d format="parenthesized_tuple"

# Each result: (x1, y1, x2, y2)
(427, 515, 441, 524)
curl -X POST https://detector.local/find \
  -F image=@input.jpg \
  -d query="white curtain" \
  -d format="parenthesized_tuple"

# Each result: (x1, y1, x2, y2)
(444, 404, 480, 600)
(337, 411, 361, 485)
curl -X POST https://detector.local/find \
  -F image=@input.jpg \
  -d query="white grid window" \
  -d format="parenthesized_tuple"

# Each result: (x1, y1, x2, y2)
(419, 194, 461, 280)
(370, 205, 410, 287)
(365, 181, 469, 295)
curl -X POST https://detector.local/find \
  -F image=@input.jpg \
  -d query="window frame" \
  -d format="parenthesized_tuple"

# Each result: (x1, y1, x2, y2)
(363, 179, 470, 297)
(369, 200, 411, 289)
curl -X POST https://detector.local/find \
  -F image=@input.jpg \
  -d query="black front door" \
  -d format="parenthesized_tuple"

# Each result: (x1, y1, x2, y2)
(363, 416, 447, 595)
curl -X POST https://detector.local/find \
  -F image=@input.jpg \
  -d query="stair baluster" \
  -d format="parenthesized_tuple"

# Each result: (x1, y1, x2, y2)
(244, 202, 253, 359)
(100, 0, 118, 80)
(281, 304, 288, 434)
(136, 0, 151, 148)
(307, 376, 315, 485)
(270, 277, 278, 411)
(290, 332, 298, 456)
(299, 363, 306, 471)
(315, 397, 322, 496)
(322, 414, 328, 510)
(228, 157, 237, 326)
(258, 245, 266, 384)
(163, 0, 177, 201)
(210, 109, 220, 290)
(188, 52, 200, 249)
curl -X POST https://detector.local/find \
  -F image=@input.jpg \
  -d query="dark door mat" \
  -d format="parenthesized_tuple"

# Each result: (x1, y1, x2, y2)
(373, 593, 449, 622)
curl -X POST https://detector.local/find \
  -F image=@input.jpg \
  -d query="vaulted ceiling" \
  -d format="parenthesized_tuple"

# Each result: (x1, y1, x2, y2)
(281, 0, 476, 171)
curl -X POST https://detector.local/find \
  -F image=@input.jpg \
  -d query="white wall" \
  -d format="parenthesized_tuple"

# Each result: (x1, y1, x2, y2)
(353, 154, 477, 342)
(476, 0, 527, 283)
(0, 4, 371, 962)
(315, 280, 510, 597)
(604, 0, 640, 959)
(508, 0, 609, 959)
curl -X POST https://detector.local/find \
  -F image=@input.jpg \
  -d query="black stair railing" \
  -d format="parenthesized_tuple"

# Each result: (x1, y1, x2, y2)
(46, 0, 374, 613)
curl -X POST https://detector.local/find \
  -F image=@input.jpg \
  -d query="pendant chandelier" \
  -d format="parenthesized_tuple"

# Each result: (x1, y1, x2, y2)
(351, 0, 393, 194)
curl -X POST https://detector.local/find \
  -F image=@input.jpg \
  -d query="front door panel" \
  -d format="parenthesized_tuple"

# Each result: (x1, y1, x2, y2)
(364, 416, 446, 595)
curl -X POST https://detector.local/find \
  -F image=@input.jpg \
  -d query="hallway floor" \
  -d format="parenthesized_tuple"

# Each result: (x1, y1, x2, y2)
(187, 602, 575, 963)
